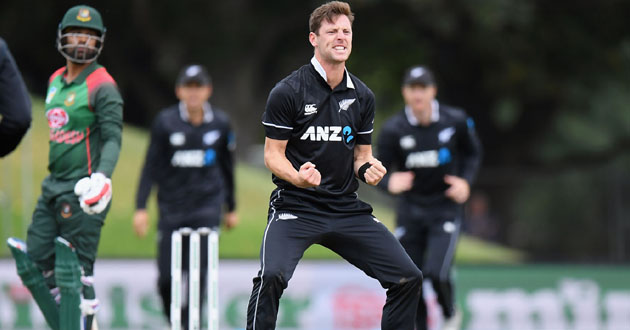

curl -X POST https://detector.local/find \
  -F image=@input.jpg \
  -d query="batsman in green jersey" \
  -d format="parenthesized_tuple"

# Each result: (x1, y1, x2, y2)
(7, 5, 123, 330)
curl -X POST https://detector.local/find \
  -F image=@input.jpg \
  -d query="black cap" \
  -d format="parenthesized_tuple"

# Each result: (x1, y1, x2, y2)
(402, 65, 436, 86)
(176, 64, 212, 86)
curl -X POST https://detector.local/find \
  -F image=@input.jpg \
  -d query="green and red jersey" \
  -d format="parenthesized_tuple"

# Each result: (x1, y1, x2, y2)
(44, 61, 123, 180)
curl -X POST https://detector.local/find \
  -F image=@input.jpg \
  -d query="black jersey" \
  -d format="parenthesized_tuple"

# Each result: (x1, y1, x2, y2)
(0, 38, 31, 157)
(136, 102, 235, 220)
(377, 102, 482, 214)
(262, 58, 375, 214)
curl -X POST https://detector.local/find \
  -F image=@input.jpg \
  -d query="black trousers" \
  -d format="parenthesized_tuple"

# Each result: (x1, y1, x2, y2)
(395, 205, 461, 330)
(156, 213, 220, 329)
(246, 206, 423, 330)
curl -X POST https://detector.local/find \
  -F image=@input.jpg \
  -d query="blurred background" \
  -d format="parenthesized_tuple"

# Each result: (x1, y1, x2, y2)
(1, 0, 630, 329)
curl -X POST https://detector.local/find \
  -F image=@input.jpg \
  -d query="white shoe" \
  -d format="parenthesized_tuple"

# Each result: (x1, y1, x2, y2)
(442, 308, 462, 330)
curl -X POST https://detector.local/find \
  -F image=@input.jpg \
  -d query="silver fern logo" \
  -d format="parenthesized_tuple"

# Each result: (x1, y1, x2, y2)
(203, 130, 221, 145)
(338, 98, 356, 112)
(438, 127, 455, 143)
(277, 213, 298, 221)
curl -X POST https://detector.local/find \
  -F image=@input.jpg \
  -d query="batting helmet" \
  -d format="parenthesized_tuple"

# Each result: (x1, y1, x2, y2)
(56, 5, 106, 63)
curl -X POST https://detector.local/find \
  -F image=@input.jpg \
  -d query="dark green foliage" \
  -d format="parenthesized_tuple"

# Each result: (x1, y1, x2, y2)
(2, 0, 629, 261)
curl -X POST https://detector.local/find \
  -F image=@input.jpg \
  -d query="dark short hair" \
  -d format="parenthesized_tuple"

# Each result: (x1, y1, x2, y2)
(309, 1, 354, 35)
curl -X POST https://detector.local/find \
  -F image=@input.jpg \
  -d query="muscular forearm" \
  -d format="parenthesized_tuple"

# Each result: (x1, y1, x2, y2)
(264, 137, 320, 188)
(264, 151, 300, 186)
(353, 145, 374, 176)
(353, 155, 372, 177)
(353, 144, 386, 185)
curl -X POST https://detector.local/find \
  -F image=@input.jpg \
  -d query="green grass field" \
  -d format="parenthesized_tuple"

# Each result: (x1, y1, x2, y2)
(0, 98, 524, 263)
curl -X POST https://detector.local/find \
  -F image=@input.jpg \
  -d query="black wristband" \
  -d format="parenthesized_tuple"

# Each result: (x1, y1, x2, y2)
(358, 162, 371, 183)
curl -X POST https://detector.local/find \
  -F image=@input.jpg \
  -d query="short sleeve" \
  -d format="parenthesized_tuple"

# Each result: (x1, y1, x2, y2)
(456, 115, 483, 183)
(356, 90, 375, 145)
(261, 82, 296, 140)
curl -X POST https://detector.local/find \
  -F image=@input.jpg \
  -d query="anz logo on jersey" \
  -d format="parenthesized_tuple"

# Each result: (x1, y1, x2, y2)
(405, 147, 452, 168)
(300, 125, 354, 144)
(171, 149, 216, 167)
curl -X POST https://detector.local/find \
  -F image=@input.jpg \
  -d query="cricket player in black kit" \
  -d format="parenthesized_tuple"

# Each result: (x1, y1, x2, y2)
(133, 64, 238, 328)
(377, 66, 482, 330)
(246, 2, 422, 330)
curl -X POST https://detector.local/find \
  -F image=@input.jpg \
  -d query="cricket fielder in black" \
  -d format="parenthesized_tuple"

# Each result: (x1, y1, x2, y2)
(133, 64, 238, 328)
(0, 37, 32, 157)
(377, 65, 482, 330)
(246, 2, 422, 330)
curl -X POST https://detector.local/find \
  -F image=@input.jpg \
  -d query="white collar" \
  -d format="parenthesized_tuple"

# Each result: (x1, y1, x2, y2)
(179, 101, 214, 123)
(310, 56, 355, 89)
(405, 100, 439, 126)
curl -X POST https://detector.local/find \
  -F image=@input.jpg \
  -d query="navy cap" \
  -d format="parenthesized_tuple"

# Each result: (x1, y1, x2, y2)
(176, 64, 212, 86)
(402, 65, 436, 86)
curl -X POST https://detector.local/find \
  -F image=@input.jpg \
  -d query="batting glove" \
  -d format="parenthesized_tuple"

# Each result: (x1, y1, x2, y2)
(74, 173, 112, 215)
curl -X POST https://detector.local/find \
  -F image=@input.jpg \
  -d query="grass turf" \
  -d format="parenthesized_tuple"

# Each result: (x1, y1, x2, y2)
(0, 97, 524, 263)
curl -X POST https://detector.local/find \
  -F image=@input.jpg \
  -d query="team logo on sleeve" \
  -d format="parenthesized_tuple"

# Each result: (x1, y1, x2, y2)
(46, 108, 69, 128)
(338, 98, 356, 112)
(45, 87, 57, 104)
(467, 118, 475, 129)
(227, 132, 236, 151)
